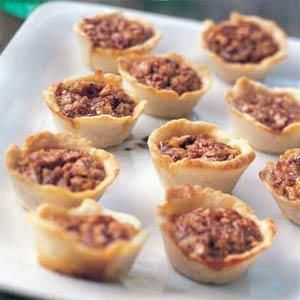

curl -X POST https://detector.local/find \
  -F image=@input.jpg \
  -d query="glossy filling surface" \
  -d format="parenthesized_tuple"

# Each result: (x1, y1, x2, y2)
(18, 149, 105, 192)
(268, 151, 300, 201)
(49, 214, 137, 249)
(81, 15, 154, 49)
(233, 91, 300, 131)
(159, 134, 240, 162)
(55, 81, 135, 118)
(129, 57, 202, 95)
(206, 20, 278, 63)
(169, 208, 262, 264)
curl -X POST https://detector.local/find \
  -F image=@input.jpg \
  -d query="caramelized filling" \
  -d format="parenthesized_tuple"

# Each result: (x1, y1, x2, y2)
(129, 57, 202, 95)
(49, 214, 137, 249)
(170, 208, 262, 264)
(233, 91, 300, 131)
(268, 151, 300, 201)
(18, 149, 105, 192)
(55, 81, 135, 118)
(159, 134, 240, 162)
(81, 15, 154, 49)
(207, 20, 278, 63)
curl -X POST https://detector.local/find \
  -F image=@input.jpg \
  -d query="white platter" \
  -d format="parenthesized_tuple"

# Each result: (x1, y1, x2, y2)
(0, 2, 300, 299)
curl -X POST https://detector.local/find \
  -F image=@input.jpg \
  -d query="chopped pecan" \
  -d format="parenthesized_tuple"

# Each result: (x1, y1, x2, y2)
(159, 134, 240, 162)
(18, 149, 105, 192)
(233, 91, 300, 131)
(169, 208, 262, 264)
(81, 15, 154, 49)
(269, 151, 300, 201)
(51, 214, 137, 249)
(129, 57, 202, 95)
(207, 21, 278, 63)
(55, 81, 135, 118)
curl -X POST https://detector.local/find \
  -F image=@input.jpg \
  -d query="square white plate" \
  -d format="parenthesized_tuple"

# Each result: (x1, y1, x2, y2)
(0, 2, 300, 300)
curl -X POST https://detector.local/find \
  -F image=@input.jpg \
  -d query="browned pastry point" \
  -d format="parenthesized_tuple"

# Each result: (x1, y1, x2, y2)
(169, 207, 262, 268)
(18, 149, 106, 192)
(159, 134, 240, 162)
(233, 91, 300, 132)
(129, 56, 202, 95)
(54, 80, 135, 118)
(206, 21, 278, 64)
(81, 14, 154, 49)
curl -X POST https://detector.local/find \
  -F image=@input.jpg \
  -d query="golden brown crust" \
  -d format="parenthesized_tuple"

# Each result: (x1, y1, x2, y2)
(73, 11, 162, 73)
(226, 77, 300, 154)
(117, 52, 212, 118)
(43, 71, 146, 148)
(148, 119, 255, 193)
(156, 185, 276, 284)
(200, 12, 287, 83)
(259, 149, 300, 224)
(28, 199, 148, 281)
(5, 131, 119, 210)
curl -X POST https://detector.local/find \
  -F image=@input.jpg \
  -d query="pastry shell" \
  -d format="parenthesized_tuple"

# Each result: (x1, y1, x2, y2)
(73, 11, 162, 73)
(200, 12, 287, 83)
(117, 52, 212, 118)
(28, 199, 148, 282)
(259, 149, 300, 224)
(43, 71, 146, 149)
(5, 131, 119, 210)
(148, 119, 255, 193)
(156, 185, 276, 284)
(226, 77, 300, 154)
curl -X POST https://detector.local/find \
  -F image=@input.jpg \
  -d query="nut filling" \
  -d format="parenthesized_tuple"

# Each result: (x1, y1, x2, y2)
(18, 149, 106, 192)
(129, 57, 202, 95)
(55, 81, 135, 118)
(233, 92, 300, 131)
(268, 152, 300, 201)
(207, 21, 278, 63)
(169, 208, 262, 265)
(159, 134, 240, 162)
(81, 15, 154, 49)
(49, 214, 137, 249)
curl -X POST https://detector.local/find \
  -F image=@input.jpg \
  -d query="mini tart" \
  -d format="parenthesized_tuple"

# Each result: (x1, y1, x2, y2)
(44, 70, 146, 149)
(226, 77, 300, 154)
(156, 185, 276, 284)
(28, 199, 148, 281)
(200, 12, 287, 83)
(148, 119, 255, 193)
(5, 131, 119, 210)
(260, 149, 300, 224)
(117, 52, 212, 118)
(73, 11, 162, 73)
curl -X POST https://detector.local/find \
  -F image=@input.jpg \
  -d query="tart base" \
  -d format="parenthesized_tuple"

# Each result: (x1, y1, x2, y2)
(200, 12, 287, 83)
(29, 200, 148, 282)
(260, 160, 300, 225)
(118, 53, 212, 119)
(156, 185, 276, 284)
(226, 77, 300, 154)
(148, 119, 255, 193)
(6, 132, 119, 210)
